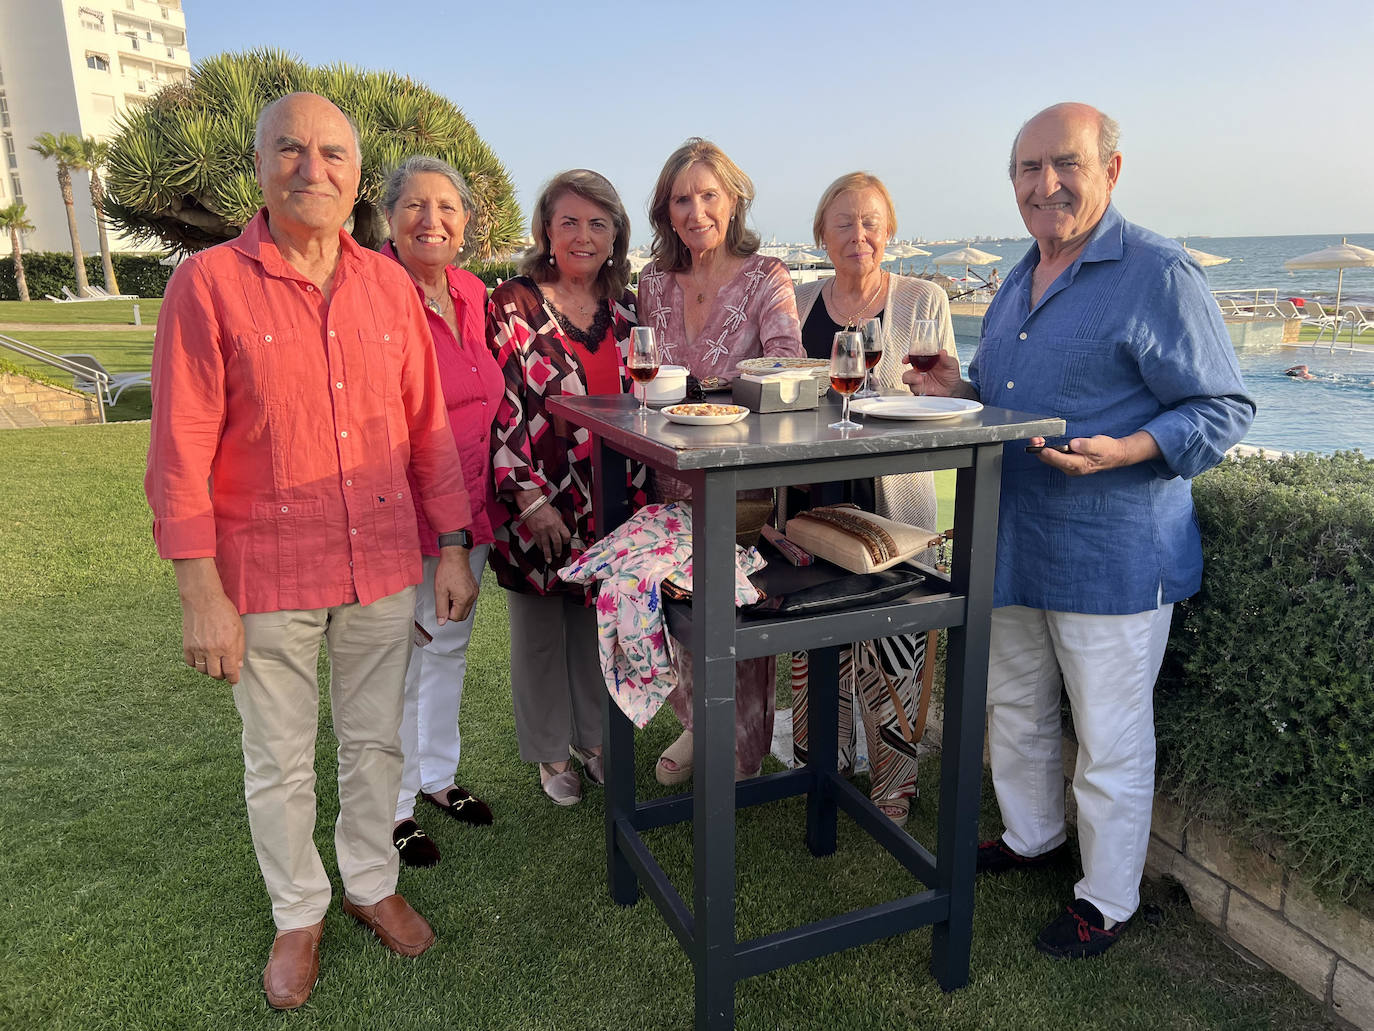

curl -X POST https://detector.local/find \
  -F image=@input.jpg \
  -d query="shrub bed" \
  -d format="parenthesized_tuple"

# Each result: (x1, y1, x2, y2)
(1157, 451, 1374, 903)
(0, 252, 173, 300)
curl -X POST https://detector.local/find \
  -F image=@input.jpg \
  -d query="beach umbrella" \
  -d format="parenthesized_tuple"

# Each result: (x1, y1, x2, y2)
(1283, 239, 1374, 312)
(885, 242, 931, 259)
(1184, 245, 1231, 267)
(776, 247, 828, 266)
(932, 246, 1003, 267)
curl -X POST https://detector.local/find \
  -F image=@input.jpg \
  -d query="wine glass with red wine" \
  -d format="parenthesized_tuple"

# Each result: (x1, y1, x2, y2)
(828, 330, 865, 430)
(907, 319, 940, 396)
(627, 327, 660, 417)
(854, 317, 883, 399)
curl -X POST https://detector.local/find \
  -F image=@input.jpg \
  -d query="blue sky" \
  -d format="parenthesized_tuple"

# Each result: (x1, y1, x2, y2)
(186, 0, 1374, 245)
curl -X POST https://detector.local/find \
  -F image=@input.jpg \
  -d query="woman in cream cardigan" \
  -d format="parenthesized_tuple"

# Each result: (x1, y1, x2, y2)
(790, 171, 957, 826)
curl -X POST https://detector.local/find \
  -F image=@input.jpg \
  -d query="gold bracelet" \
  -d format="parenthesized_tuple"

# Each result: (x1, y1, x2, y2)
(516, 495, 548, 523)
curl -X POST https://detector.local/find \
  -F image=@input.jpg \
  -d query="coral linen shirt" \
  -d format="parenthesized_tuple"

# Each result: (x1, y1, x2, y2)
(145, 211, 472, 615)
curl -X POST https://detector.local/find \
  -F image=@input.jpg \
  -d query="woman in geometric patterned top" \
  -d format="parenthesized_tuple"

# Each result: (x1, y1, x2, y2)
(488, 169, 638, 806)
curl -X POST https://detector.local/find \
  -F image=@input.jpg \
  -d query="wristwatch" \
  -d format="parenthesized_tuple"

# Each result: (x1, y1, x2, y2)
(437, 529, 473, 549)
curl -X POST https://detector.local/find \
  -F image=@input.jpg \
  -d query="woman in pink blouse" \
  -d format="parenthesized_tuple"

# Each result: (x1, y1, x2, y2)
(380, 156, 503, 867)
(637, 138, 803, 783)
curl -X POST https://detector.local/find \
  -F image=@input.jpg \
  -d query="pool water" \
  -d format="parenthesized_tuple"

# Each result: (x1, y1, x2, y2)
(949, 317, 1373, 456)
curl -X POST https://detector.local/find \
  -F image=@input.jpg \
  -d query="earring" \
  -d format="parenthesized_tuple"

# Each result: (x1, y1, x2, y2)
(548, 255, 555, 266)
(606, 257, 613, 267)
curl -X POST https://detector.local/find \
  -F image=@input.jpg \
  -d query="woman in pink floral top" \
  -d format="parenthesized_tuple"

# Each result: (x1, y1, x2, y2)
(637, 138, 803, 783)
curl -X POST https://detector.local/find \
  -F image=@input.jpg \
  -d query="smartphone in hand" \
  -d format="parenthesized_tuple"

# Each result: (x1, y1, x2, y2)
(1025, 443, 1073, 454)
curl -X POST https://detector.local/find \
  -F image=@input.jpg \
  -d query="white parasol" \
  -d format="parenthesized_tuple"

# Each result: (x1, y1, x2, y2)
(1283, 239, 1374, 313)
(931, 246, 1002, 267)
(1184, 245, 1231, 267)
(885, 242, 931, 259)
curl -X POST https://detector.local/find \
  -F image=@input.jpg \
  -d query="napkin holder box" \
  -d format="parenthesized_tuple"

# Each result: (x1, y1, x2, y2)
(732, 373, 820, 413)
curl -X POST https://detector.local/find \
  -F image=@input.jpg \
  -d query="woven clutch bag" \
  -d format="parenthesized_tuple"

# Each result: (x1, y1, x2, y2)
(783, 504, 941, 574)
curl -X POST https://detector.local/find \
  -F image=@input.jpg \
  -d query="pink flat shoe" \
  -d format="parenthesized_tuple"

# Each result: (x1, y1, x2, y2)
(539, 762, 582, 806)
(569, 745, 604, 786)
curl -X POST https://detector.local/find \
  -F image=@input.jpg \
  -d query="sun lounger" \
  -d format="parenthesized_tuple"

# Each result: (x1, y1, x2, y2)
(52, 286, 107, 303)
(60, 353, 152, 405)
(1339, 307, 1374, 335)
(80, 285, 140, 301)
(1301, 300, 1342, 341)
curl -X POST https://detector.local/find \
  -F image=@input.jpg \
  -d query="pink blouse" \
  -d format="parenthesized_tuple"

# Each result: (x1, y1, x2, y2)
(635, 254, 803, 379)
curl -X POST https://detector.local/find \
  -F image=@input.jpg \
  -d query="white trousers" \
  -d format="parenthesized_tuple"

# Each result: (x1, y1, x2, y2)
(396, 546, 489, 821)
(986, 601, 1173, 924)
(233, 587, 414, 930)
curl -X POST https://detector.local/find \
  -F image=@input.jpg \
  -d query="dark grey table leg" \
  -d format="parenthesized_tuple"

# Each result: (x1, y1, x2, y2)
(591, 441, 637, 906)
(930, 442, 1002, 991)
(691, 469, 739, 1030)
(804, 645, 840, 857)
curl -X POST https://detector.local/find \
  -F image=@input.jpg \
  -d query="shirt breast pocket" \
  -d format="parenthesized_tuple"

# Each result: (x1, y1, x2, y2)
(231, 328, 302, 406)
(358, 330, 400, 399)
(1042, 335, 1123, 419)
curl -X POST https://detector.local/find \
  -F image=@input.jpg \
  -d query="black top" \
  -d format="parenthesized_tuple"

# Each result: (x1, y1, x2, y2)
(802, 288, 885, 359)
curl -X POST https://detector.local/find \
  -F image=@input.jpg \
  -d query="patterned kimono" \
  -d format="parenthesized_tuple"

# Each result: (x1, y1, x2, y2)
(487, 276, 637, 598)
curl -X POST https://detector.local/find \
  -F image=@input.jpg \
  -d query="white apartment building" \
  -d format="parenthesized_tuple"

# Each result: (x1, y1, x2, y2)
(0, 0, 192, 256)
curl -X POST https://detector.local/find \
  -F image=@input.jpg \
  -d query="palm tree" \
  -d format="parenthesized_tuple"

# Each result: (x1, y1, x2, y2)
(103, 49, 522, 256)
(0, 202, 35, 302)
(73, 136, 120, 294)
(30, 131, 90, 294)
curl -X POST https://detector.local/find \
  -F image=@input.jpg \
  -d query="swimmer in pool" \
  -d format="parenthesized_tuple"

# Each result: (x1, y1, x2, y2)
(1285, 365, 1314, 380)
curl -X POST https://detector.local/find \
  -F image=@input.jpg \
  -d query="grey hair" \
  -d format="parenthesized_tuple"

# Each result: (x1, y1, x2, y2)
(381, 155, 475, 218)
(1007, 105, 1121, 179)
(254, 92, 362, 160)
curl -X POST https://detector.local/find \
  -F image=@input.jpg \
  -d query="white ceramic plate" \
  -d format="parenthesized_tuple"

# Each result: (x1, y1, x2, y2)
(661, 403, 750, 426)
(849, 396, 984, 420)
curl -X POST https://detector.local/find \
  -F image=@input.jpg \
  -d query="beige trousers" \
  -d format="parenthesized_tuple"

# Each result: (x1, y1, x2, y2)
(233, 586, 415, 930)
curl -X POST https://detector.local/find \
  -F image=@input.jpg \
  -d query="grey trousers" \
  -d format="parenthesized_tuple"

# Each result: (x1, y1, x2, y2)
(506, 590, 604, 763)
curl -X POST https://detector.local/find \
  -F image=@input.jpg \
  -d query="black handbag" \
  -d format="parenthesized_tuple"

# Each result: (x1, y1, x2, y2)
(746, 568, 924, 616)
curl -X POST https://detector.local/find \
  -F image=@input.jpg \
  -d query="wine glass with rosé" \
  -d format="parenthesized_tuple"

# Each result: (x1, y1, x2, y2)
(906, 319, 941, 396)
(854, 317, 884, 399)
(627, 327, 660, 417)
(828, 330, 866, 430)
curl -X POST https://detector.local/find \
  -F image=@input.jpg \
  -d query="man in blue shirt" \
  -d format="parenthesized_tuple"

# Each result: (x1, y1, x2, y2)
(906, 102, 1254, 959)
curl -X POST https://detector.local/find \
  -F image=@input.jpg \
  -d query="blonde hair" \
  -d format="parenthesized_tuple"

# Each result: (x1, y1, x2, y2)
(647, 138, 759, 271)
(519, 169, 631, 299)
(812, 172, 897, 249)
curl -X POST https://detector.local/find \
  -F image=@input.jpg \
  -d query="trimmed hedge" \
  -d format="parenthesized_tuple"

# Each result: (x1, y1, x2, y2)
(0, 252, 173, 300)
(1157, 451, 1374, 902)
(463, 259, 519, 288)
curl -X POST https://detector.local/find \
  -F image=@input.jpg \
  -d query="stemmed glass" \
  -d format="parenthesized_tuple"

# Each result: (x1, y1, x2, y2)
(828, 330, 865, 430)
(854, 317, 884, 399)
(906, 319, 940, 397)
(627, 327, 660, 418)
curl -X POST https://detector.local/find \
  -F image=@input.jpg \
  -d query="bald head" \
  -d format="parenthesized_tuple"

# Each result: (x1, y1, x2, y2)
(253, 92, 362, 243)
(255, 92, 361, 160)
(1008, 103, 1120, 180)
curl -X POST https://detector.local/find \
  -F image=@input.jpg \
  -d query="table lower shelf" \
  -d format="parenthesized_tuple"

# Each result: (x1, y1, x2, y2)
(613, 766, 947, 982)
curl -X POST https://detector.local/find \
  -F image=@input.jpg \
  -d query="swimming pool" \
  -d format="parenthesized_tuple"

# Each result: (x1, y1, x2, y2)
(949, 317, 1373, 456)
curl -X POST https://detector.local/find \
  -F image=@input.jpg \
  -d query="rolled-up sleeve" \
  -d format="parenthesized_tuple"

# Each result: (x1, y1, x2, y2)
(1137, 258, 1255, 480)
(144, 261, 226, 559)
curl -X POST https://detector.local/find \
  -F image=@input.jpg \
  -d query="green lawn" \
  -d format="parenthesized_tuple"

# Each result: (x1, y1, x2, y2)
(0, 424, 1336, 1030)
(0, 298, 162, 324)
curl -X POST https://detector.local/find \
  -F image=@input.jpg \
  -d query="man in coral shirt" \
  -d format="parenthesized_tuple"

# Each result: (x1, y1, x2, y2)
(145, 92, 478, 1010)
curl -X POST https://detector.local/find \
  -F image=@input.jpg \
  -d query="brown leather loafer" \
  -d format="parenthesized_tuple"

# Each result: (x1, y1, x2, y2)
(262, 918, 324, 1010)
(341, 893, 435, 957)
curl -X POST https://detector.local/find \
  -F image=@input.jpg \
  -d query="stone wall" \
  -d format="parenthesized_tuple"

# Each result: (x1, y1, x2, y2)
(0, 372, 101, 427)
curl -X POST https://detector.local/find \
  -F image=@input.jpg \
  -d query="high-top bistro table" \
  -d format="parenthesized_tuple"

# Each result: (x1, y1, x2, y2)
(549, 395, 1063, 1031)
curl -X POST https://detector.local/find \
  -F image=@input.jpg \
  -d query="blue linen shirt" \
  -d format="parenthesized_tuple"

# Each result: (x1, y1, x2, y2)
(969, 205, 1255, 615)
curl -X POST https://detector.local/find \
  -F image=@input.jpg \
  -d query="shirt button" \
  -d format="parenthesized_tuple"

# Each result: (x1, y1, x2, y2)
(350, 528, 358, 535)
(263, 334, 272, 343)
(345, 478, 353, 486)
(1018, 332, 1027, 340)
(396, 492, 403, 499)
(280, 505, 288, 513)
(335, 381, 344, 389)
(329, 330, 336, 338)
(340, 430, 348, 438)
(1007, 381, 1015, 389)
(306, 285, 314, 292)
(383, 334, 390, 342)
